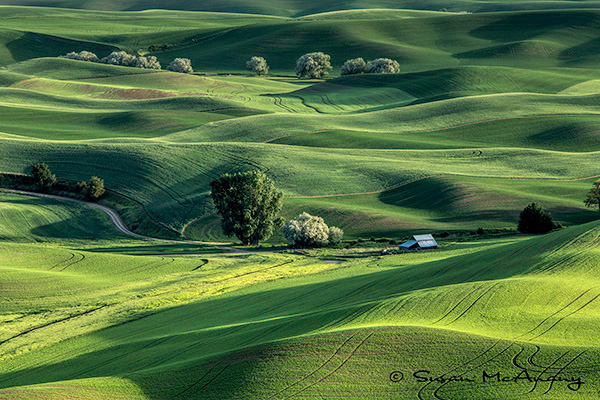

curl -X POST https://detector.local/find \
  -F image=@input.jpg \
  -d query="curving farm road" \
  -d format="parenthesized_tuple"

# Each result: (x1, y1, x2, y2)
(0, 188, 253, 254)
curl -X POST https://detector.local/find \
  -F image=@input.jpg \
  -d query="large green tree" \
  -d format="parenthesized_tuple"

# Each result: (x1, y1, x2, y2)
(584, 179, 600, 212)
(210, 170, 283, 245)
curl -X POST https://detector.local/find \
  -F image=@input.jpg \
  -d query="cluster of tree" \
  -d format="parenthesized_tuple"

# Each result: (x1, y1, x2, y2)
(59, 51, 194, 73)
(341, 57, 400, 76)
(293, 52, 400, 79)
(30, 163, 105, 201)
(210, 170, 343, 247)
(61, 50, 401, 79)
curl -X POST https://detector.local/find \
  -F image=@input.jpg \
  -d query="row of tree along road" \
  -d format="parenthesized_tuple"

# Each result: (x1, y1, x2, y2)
(59, 50, 400, 78)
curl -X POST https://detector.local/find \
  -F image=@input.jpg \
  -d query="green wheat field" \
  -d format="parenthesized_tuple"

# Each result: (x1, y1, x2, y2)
(1, 1, 600, 398)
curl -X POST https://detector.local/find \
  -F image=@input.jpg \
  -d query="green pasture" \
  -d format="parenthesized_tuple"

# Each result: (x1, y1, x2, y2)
(0, 10, 599, 243)
(1, 8, 600, 73)
(2, 189, 600, 398)
(0, 5, 600, 398)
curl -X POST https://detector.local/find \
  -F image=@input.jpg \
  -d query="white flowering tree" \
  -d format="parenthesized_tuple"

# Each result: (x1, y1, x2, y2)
(365, 58, 400, 74)
(59, 51, 99, 62)
(341, 57, 366, 76)
(282, 212, 344, 247)
(246, 56, 269, 75)
(167, 58, 194, 73)
(295, 52, 332, 79)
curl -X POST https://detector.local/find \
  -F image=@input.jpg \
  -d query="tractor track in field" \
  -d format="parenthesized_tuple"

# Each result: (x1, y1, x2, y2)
(516, 286, 598, 340)
(0, 305, 107, 347)
(283, 333, 373, 399)
(265, 333, 361, 399)
(48, 252, 76, 270)
(58, 252, 86, 272)
(0, 189, 269, 255)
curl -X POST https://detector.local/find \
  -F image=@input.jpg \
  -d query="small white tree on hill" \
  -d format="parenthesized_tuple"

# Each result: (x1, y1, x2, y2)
(365, 58, 400, 74)
(133, 56, 161, 70)
(341, 57, 366, 76)
(246, 56, 269, 75)
(282, 212, 344, 247)
(295, 52, 332, 79)
(167, 58, 194, 73)
(100, 51, 137, 67)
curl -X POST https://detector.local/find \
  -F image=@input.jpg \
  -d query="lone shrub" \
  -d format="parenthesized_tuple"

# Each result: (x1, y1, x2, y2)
(31, 163, 56, 190)
(517, 203, 554, 234)
(340, 57, 366, 76)
(59, 51, 99, 62)
(210, 170, 283, 245)
(295, 52, 332, 79)
(282, 213, 344, 247)
(133, 56, 161, 70)
(167, 58, 193, 73)
(246, 56, 269, 75)
(100, 51, 137, 67)
(87, 176, 105, 201)
(365, 58, 400, 74)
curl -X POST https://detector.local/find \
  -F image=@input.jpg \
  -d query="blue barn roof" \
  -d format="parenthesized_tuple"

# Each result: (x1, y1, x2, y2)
(399, 234, 438, 250)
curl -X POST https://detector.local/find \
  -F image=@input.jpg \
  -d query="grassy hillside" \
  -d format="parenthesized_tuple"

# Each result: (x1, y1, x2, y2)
(2, 5, 600, 399)
(1, 193, 600, 398)
(1, 51, 599, 239)
(2, 8, 600, 73)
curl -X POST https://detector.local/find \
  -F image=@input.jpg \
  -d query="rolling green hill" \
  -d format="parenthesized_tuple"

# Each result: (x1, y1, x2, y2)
(2, 4, 600, 399)
(1, 190, 600, 399)
(0, 28, 599, 239)
(2, 8, 600, 73)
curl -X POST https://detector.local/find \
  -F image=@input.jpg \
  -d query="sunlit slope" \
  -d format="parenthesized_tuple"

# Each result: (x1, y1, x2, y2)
(2, 220, 600, 399)
(3, 60, 600, 143)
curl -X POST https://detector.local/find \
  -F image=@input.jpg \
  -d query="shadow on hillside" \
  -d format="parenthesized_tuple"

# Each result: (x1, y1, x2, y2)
(30, 218, 117, 240)
(4, 31, 115, 65)
(559, 36, 600, 66)
(377, 177, 467, 213)
(466, 11, 600, 43)
(2, 223, 594, 398)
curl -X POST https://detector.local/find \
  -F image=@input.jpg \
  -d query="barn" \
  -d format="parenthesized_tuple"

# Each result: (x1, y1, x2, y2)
(399, 234, 438, 250)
